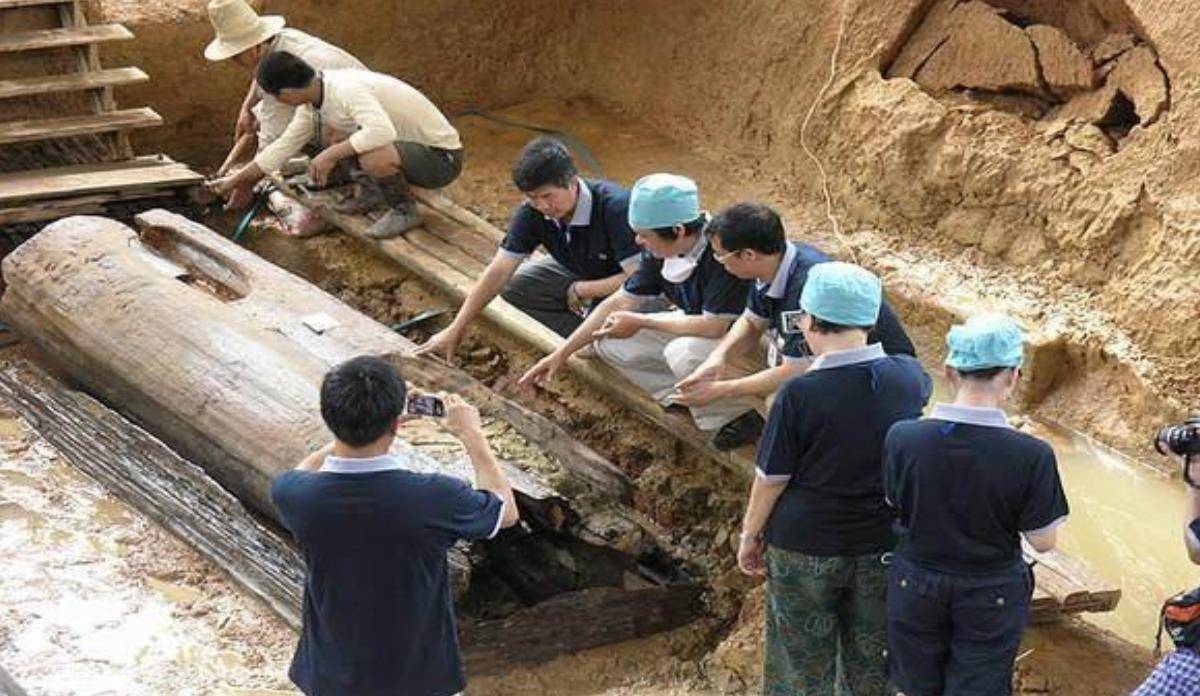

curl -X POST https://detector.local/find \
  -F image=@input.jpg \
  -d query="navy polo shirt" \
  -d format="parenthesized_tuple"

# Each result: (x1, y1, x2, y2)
(499, 178, 641, 280)
(622, 236, 750, 317)
(745, 242, 916, 363)
(757, 344, 931, 556)
(270, 454, 504, 696)
(884, 404, 1070, 575)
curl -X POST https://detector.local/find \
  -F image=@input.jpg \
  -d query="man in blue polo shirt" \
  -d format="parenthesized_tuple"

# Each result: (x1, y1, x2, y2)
(419, 137, 640, 358)
(883, 315, 1069, 696)
(270, 356, 520, 695)
(738, 261, 930, 694)
(519, 173, 762, 450)
(675, 202, 915, 410)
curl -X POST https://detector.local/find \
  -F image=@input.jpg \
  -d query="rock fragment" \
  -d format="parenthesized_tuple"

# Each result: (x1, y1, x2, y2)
(915, 1, 1043, 96)
(1106, 45, 1169, 125)
(1026, 25, 1093, 98)
(1091, 32, 1136, 64)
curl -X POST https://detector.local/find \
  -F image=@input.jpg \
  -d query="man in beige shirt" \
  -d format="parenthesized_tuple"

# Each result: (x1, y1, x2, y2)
(213, 52, 464, 238)
(205, 0, 365, 235)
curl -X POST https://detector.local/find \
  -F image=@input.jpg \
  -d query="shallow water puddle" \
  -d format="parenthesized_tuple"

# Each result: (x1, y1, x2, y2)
(0, 415, 295, 694)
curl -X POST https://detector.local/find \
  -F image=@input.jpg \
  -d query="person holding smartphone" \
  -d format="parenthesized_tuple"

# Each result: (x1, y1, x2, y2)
(270, 356, 519, 696)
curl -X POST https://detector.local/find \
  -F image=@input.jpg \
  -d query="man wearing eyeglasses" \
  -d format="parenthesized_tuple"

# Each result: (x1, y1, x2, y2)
(519, 174, 763, 451)
(674, 202, 916, 409)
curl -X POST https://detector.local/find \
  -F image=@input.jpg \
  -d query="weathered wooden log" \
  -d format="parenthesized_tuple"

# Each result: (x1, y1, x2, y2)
(0, 664, 28, 696)
(0, 361, 701, 671)
(460, 585, 703, 676)
(0, 210, 623, 525)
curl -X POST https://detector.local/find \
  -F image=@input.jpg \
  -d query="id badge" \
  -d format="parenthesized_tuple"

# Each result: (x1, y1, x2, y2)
(780, 310, 804, 335)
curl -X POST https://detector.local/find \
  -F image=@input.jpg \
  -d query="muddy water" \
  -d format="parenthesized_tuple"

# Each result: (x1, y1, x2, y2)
(0, 414, 296, 695)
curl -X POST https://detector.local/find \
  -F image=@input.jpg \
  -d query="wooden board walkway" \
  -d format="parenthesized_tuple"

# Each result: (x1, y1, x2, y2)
(270, 175, 1122, 624)
(0, 156, 200, 204)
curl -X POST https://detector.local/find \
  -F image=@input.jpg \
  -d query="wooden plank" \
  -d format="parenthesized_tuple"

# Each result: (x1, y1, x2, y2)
(0, 24, 132, 54)
(0, 157, 200, 204)
(0, 67, 147, 101)
(0, 189, 165, 225)
(1030, 547, 1122, 612)
(0, 107, 162, 146)
(461, 586, 702, 676)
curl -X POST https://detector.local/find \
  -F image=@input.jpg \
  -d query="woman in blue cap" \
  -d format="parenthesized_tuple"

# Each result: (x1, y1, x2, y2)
(883, 315, 1070, 696)
(741, 261, 931, 694)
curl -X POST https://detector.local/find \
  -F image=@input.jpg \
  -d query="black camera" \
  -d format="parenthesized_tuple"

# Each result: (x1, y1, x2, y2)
(1156, 417, 1200, 458)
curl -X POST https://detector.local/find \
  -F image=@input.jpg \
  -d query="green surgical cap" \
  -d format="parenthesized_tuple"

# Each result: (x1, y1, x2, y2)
(628, 173, 700, 229)
(799, 262, 882, 326)
(945, 314, 1025, 371)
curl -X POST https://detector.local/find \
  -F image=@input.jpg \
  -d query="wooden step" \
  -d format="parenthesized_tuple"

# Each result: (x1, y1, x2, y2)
(0, 67, 148, 100)
(0, 107, 161, 146)
(0, 156, 201, 206)
(0, 0, 71, 8)
(0, 24, 131, 54)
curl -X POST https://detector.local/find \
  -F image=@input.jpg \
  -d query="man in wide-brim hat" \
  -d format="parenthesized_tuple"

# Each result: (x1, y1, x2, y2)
(205, 0, 364, 234)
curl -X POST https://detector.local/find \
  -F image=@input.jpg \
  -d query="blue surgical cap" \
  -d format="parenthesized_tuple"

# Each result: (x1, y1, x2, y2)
(799, 262, 882, 326)
(945, 314, 1025, 371)
(628, 173, 700, 230)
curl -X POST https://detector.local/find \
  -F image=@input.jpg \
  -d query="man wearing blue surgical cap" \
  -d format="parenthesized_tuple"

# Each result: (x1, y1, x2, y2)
(740, 261, 931, 694)
(520, 173, 761, 451)
(883, 314, 1069, 696)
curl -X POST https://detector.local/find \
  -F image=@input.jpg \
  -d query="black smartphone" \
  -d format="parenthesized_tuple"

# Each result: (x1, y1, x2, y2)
(405, 393, 446, 418)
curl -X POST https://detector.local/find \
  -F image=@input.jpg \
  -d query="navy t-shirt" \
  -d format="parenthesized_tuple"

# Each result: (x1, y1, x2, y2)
(884, 411, 1070, 575)
(499, 179, 640, 280)
(271, 462, 503, 696)
(623, 241, 750, 317)
(745, 242, 916, 362)
(757, 346, 931, 556)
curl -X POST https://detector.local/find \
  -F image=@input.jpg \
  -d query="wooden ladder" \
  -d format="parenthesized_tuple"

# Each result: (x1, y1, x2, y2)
(0, 0, 202, 226)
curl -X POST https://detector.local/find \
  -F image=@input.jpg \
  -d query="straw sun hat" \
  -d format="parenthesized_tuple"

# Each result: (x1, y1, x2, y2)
(204, 0, 286, 62)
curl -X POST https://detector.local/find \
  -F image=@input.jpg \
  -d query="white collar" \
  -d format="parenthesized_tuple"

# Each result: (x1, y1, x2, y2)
(929, 403, 1013, 429)
(545, 177, 593, 227)
(319, 454, 404, 474)
(808, 343, 886, 371)
(760, 242, 798, 299)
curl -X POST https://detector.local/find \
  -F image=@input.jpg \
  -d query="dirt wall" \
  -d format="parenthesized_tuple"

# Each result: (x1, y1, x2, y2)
(94, 0, 563, 169)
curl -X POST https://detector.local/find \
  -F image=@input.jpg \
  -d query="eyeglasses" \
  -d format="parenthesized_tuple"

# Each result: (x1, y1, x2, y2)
(712, 247, 745, 263)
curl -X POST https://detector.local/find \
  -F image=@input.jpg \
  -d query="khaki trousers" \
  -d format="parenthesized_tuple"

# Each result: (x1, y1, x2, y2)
(594, 313, 758, 431)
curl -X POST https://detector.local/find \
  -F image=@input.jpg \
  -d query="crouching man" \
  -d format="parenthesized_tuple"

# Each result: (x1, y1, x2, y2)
(737, 262, 931, 694)
(674, 202, 915, 410)
(884, 315, 1069, 696)
(270, 356, 519, 695)
(419, 137, 640, 353)
(520, 173, 763, 451)
(213, 51, 464, 239)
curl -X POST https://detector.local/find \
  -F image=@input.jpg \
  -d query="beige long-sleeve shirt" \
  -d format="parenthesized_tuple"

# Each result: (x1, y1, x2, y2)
(255, 69, 462, 174)
(255, 29, 365, 145)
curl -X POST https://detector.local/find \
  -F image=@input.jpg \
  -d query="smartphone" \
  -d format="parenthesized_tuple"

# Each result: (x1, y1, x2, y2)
(405, 393, 446, 418)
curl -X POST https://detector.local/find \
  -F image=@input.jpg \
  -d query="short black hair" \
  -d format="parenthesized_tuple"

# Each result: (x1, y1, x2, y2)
(320, 356, 406, 447)
(808, 316, 875, 334)
(706, 202, 786, 255)
(511, 137, 577, 192)
(256, 51, 316, 96)
(954, 366, 1014, 382)
(646, 215, 706, 241)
